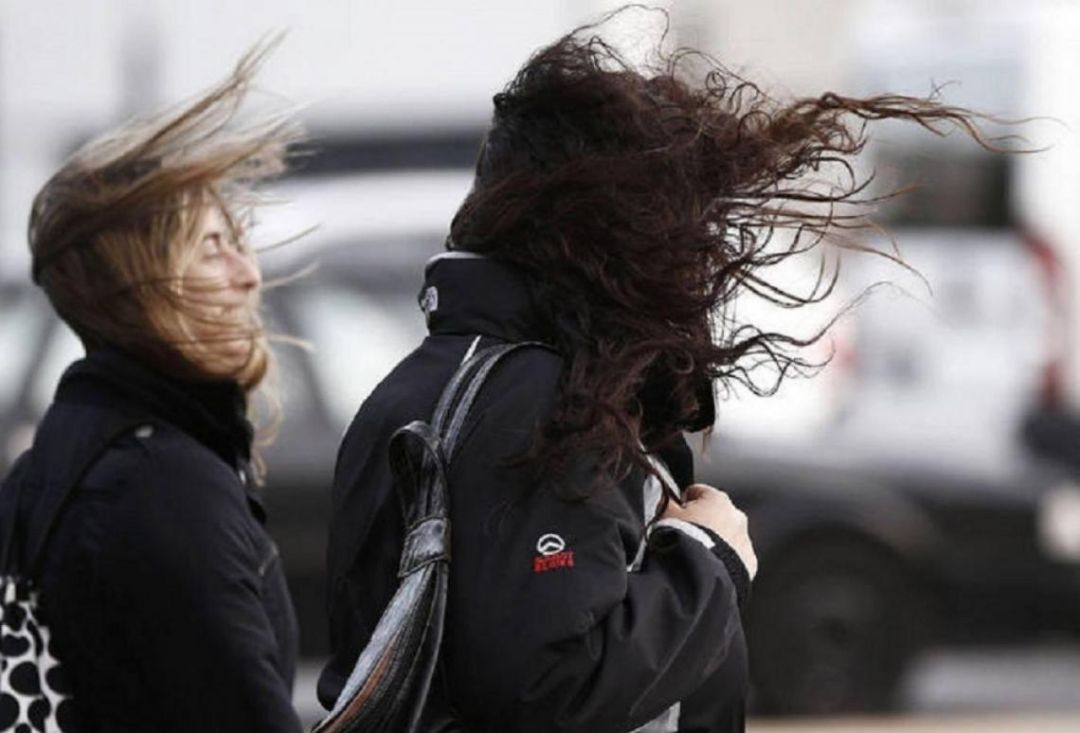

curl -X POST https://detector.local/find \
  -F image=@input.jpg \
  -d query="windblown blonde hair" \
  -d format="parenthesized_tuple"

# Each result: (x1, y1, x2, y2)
(28, 39, 302, 470)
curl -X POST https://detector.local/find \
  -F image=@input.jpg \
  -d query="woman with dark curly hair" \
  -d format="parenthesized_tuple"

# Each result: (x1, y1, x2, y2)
(320, 12, 1000, 733)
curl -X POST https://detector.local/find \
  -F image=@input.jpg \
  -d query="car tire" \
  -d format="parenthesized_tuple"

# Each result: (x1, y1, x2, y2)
(747, 537, 923, 715)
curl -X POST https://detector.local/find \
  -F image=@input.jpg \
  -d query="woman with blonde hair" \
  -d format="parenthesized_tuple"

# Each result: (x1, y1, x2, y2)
(0, 44, 303, 731)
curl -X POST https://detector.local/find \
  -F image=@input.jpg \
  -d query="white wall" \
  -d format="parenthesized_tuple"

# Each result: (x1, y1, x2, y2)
(0, 0, 624, 271)
(8, 0, 1079, 417)
(1018, 3, 1080, 405)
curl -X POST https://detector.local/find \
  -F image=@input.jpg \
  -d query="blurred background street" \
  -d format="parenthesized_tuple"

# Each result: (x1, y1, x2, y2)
(750, 714, 1080, 733)
(4, 0, 1080, 727)
(293, 645, 1080, 727)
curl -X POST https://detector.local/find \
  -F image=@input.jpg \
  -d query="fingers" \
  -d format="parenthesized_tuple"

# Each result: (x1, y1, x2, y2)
(742, 544, 759, 580)
(660, 496, 690, 521)
(665, 483, 757, 580)
(683, 483, 712, 500)
(685, 483, 734, 507)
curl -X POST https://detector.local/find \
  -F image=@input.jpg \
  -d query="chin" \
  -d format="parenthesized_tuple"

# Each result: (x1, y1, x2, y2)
(194, 336, 269, 390)
(231, 338, 270, 391)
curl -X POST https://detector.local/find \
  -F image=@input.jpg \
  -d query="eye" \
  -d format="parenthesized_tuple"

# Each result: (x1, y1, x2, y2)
(201, 232, 226, 258)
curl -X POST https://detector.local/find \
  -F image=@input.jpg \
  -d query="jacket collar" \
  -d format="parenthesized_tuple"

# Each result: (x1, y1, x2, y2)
(55, 348, 253, 470)
(420, 252, 716, 434)
(420, 253, 554, 344)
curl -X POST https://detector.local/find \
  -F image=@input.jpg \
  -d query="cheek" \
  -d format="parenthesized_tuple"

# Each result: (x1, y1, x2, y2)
(182, 262, 229, 302)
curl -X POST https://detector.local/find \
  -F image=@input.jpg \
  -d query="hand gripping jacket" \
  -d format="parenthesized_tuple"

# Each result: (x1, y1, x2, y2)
(315, 342, 543, 733)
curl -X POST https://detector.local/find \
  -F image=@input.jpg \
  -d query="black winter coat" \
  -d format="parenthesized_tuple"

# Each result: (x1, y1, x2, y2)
(320, 255, 750, 732)
(0, 349, 301, 732)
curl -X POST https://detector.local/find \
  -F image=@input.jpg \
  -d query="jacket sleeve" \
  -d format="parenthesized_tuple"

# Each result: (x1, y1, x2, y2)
(441, 360, 747, 732)
(109, 435, 301, 733)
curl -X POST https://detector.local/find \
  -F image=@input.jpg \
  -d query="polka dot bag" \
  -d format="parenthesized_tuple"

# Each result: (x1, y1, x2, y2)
(0, 417, 146, 732)
(0, 575, 72, 732)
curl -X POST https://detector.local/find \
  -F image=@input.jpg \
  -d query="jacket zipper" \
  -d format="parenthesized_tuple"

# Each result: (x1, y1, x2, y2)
(258, 541, 280, 578)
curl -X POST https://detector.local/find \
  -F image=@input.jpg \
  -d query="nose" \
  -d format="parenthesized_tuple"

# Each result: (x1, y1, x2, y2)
(228, 248, 261, 292)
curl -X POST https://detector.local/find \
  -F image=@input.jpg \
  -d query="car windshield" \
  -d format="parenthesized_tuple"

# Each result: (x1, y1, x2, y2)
(287, 282, 427, 431)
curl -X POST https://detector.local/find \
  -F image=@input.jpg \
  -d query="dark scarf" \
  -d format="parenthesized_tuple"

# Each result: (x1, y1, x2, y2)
(55, 348, 253, 470)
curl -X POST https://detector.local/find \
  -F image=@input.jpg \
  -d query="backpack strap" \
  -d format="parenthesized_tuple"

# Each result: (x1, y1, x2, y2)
(435, 341, 544, 459)
(317, 340, 551, 733)
(2, 407, 151, 579)
(391, 341, 549, 524)
(0, 453, 33, 576)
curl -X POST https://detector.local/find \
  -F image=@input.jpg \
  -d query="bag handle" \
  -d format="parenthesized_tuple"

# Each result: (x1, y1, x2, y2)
(393, 340, 546, 521)
(437, 341, 541, 459)
(0, 454, 33, 576)
(316, 340, 549, 733)
(1, 410, 151, 579)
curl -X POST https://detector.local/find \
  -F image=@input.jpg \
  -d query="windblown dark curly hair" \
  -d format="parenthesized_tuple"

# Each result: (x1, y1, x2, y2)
(448, 9, 1008, 498)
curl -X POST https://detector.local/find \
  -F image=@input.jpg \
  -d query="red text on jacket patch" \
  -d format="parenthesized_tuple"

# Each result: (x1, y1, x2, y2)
(533, 550, 575, 573)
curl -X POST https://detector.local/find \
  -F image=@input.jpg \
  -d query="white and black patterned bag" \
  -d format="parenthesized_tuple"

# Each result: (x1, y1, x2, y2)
(0, 415, 146, 732)
(0, 574, 72, 731)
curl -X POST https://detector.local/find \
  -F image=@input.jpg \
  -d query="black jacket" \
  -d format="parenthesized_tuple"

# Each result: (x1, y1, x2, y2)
(0, 349, 301, 732)
(320, 255, 749, 732)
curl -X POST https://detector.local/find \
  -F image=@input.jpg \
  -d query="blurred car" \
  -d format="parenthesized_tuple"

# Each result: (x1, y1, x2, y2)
(702, 433, 1080, 714)
(4, 167, 1080, 718)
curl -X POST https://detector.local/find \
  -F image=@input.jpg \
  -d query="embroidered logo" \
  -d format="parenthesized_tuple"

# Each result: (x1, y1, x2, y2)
(533, 533, 575, 573)
(420, 286, 439, 319)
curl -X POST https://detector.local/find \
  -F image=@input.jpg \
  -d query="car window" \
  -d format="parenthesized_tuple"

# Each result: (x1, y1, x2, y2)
(265, 309, 320, 427)
(0, 290, 48, 411)
(876, 151, 1011, 229)
(288, 284, 426, 431)
(31, 324, 83, 415)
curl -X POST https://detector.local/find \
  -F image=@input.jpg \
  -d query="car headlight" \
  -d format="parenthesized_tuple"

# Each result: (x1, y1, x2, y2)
(1039, 484, 1080, 562)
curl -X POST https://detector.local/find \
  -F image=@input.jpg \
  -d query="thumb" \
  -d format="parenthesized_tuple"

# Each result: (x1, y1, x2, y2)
(661, 496, 691, 521)
(683, 483, 713, 501)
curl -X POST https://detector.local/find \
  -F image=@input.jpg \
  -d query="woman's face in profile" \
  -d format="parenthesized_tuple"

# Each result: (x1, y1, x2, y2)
(179, 205, 263, 375)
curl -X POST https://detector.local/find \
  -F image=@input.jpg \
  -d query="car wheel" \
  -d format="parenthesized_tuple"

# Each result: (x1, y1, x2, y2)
(747, 538, 922, 715)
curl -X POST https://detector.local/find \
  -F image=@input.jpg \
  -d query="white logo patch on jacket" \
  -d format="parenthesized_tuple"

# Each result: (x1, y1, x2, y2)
(533, 533, 574, 573)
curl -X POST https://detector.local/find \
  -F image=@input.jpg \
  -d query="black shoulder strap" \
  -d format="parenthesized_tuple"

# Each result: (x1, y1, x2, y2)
(1, 407, 151, 578)
(391, 341, 547, 523)
(0, 453, 33, 576)
(433, 341, 542, 459)
(317, 340, 550, 733)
